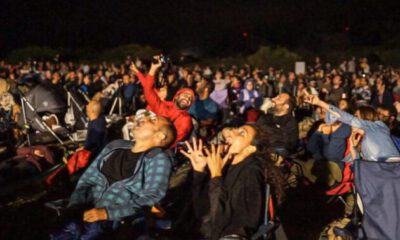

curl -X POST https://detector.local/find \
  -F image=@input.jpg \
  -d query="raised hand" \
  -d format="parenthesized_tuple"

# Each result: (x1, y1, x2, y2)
(180, 137, 207, 172)
(350, 128, 364, 147)
(130, 62, 140, 74)
(204, 144, 232, 178)
(303, 90, 321, 106)
(349, 127, 364, 160)
(149, 55, 162, 76)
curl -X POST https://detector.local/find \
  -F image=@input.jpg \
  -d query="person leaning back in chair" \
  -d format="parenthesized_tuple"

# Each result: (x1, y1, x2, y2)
(130, 56, 195, 146)
(50, 110, 177, 240)
(257, 92, 299, 155)
(182, 125, 286, 240)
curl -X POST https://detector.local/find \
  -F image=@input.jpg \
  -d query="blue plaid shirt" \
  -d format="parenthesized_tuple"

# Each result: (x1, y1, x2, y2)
(68, 140, 172, 221)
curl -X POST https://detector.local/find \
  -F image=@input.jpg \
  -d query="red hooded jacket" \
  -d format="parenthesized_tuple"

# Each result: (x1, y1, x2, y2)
(137, 72, 194, 145)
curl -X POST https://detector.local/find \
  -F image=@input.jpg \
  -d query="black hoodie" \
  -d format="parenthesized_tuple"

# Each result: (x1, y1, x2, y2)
(192, 156, 265, 240)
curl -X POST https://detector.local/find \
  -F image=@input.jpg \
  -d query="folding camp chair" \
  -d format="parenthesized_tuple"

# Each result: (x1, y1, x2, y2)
(251, 184, 287, 240)
(352, 157, 400, 240)
(325, 161, 354, 208)
(324, 157, 400, 240)
(325, 138, 355, 207)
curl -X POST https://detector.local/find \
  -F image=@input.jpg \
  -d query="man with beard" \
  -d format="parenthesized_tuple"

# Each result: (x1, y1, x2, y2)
(131, 57, 195, 145)
(189, 77, 219, 130)
(257, 92, 299, 154)
(377, 106, 398, 134)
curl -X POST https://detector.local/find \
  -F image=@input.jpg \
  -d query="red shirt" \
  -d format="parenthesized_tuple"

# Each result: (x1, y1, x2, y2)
(137, 72, 194, 146)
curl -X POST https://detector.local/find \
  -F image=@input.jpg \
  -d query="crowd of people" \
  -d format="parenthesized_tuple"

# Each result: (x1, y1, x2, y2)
(0, 54, 400, 239)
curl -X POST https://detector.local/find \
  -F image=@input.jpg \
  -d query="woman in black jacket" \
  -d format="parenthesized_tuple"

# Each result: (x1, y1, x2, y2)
(181, 125, 285, 240)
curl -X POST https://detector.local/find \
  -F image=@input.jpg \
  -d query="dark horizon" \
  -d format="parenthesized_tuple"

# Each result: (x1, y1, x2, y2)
(1, 0, 400, 57)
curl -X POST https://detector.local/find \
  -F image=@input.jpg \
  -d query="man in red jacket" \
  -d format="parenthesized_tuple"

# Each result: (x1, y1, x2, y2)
(130, 57, 194, 145)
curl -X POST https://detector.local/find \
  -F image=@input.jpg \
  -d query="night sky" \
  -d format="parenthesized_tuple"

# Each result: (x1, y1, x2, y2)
(1, 0, 399, 57)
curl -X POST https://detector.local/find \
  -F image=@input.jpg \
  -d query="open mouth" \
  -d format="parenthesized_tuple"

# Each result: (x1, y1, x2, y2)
(180, 99, 191, 106)
(223, 143, 231, 153)
(219, 136, 232, 152)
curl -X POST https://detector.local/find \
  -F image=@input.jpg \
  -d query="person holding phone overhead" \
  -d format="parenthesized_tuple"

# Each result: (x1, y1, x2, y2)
(130, 56, 195, 146)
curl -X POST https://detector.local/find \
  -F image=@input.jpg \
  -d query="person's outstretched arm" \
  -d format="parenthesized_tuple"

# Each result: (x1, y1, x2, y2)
(304, 92, 378, 131)
(130, 57, 166, 115)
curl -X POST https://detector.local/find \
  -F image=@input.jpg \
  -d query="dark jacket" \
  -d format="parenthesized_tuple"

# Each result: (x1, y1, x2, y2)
(192, 156, 265, 240)
(371, 89, 394, 109)
(84, 115, 107, 158)
(257, 113, 299, 152)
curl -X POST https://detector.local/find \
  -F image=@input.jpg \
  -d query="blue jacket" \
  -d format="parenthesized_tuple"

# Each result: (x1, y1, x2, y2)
(68, 140, 172, 221)
(326, 105, 399, 161)
(307, 123, 351, 162)
(84, 115, 107, 157)
(189, 97, 219, 121)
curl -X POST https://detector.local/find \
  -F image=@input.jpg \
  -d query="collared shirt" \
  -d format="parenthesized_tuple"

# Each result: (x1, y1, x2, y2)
(325, 105, 399, 161)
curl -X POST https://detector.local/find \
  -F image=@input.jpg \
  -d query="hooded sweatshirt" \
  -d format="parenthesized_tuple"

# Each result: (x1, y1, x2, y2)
(239, 79, 261, 113)
(137, 72, 194, 145)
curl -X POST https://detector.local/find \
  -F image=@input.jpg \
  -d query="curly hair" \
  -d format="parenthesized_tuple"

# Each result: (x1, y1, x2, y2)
(249, 124, 287, 205)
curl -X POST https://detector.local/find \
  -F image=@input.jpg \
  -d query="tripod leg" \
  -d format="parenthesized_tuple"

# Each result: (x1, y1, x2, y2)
(109, 97, 118, 115)
(21, 99, 31, 146)
(118, 97, 122, 115)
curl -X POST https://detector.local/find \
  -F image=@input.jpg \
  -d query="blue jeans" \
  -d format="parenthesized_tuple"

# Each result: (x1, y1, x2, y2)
(50, 221, 115, 240)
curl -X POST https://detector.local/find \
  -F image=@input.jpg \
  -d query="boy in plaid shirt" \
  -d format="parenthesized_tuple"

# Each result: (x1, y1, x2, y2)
(51, 111, 176, 239)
